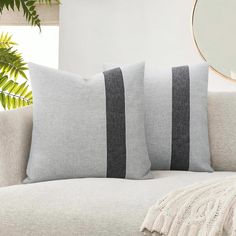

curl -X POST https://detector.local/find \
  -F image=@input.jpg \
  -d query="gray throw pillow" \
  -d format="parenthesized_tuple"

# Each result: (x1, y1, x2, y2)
(104, 63, 213, 172)
(25, 62, 152, 183)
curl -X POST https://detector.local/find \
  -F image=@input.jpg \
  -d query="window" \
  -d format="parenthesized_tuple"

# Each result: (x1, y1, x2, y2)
(0, 3, 59, 68)
(0, 26, 59, 69)
(0, 3, 59, 111)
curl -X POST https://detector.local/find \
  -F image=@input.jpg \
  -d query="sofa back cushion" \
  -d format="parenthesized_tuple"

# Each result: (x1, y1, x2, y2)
(208, 92, 236, 171)
(0, 106, 32, 187)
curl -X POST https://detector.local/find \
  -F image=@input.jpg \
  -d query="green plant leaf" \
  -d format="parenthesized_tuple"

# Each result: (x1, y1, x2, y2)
(5, 94, 11, 109)
(37, 0, 61, 4)
(26, 1, 35, 7)
(25, 91, 32, 99)
(15, 0, 20, 10)
(0, 72, 33, 110)
(14, 81, 26, 95)
(2, 79, 13, 91)
(23, 100, 27, 106)
(0, 46, 28, 81)
(0, 75, 8, 87)
(19, 85, 29, 96)
(0, 32, 16, 48)
(9, 82, 18, 93)
(12, 96, 16, 109)
(0, 92, 6, 109)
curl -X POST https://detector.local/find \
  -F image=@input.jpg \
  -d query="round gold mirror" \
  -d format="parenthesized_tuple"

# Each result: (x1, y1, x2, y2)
(192, 0, 236, 81)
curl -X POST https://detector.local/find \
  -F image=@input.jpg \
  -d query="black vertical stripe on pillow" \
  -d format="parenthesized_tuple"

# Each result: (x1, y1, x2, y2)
(171, 66, 190, 170)
(104, 68, 126, 178)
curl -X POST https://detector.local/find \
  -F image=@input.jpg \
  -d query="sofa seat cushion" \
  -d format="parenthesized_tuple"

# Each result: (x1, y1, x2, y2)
(1, 171, 236, 236)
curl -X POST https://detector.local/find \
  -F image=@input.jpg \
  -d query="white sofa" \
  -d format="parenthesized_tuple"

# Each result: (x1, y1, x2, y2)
(0, 92, 236, 236)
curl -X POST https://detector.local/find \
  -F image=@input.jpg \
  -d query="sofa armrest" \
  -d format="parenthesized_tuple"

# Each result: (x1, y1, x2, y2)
(0, 106, 32, 187)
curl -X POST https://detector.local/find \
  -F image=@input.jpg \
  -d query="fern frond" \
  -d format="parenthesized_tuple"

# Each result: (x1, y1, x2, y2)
(37, 0, 60, 4)
(20, 0, 41, 30)
(0, 74, 32, 110)
(0, 33, 16, 48)
(0, 32, 32, 110)
(0, 47, 28, 80)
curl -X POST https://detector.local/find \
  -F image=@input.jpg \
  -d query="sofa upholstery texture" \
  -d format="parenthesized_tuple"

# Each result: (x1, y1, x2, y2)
(208, 92, 236, 171)
(0, 92, 236, 235)
(0, 106, 32, 187)
(1, 171, 236, 236)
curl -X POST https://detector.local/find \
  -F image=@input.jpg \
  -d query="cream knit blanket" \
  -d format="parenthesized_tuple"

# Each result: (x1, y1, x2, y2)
(140, 176, 236, 236)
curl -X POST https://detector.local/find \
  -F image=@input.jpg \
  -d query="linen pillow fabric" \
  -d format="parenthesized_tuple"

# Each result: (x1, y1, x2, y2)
(25, 62, 152, 183)
(104, 63, 213, 172)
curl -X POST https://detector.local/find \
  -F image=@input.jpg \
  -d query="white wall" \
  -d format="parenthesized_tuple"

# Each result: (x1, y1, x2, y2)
(59, 0, 236, 91)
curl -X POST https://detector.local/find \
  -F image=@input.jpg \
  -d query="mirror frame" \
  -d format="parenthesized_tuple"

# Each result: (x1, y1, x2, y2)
(192, 0, 234, 82)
